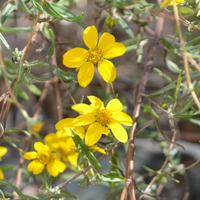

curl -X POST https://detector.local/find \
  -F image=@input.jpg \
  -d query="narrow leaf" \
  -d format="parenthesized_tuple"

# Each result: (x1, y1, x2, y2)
(115, 13, 134, 38)
(71, 129, 101, 171)
(0, 33, 12, 52)
(48, 29, 55, 57)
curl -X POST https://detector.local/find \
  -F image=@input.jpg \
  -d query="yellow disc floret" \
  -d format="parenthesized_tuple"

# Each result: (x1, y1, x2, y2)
(36, 151, 52, 165)
(96, 108, 112, 126)
(87, 47, 102, 64)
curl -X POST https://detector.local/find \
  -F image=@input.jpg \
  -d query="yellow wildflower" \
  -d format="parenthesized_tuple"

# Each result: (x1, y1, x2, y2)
(160, 0, 184, 8)
(63, 25, 126, 87)
(55, 118, 85, 139)
(29, 121, 43, 133)
(24, 142, 66, 177)
(72, 96, 133, 146)
(44, 131, 79, 167)
(0, 146, 7, 179)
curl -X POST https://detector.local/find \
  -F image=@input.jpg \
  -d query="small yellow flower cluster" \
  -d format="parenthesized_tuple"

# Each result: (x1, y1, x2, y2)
(0, 146, 8, 179)
(24, 117, 106, 177)
(24, 25, 132, 178)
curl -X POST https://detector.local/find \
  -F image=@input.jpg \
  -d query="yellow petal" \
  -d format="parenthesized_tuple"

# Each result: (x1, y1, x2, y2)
(73, 115, 96, 126)
(83, 26, 98, 49)
(34, 142, 48, 151)
(102, 126, 110, 135)
(160, 0, 170, 8)
(89, 145, 106, 154)
(85, 122, 103, 146)
(72, 103, 95, 114)
(47, 160, 66, 177)
(28, 160, 44, 175)
(44, 133, 57, 144)
(0, 169, 4, 179)
(106, 99, 123, 112)
(63, 48, 87, 68)
(110, 123, 128, 143)
(112, 112, 133, 126)
(67, 152, 79, 167)
(32, 161, 45, 175)
(0, 146, 7, 157)
(24, 152, 37, 160)
(73, 126, 85, 139)
(78, 62, 94, 87)
(55, 118, 74, 130)
(98, 32, 115, 51)
(98, 59, 116, 83)
(51, 153, 61, 161)
(102, 42, 126, 59)
(87, 96, 104, 110)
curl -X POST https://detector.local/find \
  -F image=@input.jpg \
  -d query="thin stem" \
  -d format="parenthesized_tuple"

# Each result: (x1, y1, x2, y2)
(110, 82, 116, 98)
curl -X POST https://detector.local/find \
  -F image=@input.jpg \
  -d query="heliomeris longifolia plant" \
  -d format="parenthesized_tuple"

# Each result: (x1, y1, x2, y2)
(0, 0, 200, 199)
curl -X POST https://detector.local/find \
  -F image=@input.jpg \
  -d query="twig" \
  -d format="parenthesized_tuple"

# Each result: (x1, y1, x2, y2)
(121, 12, 164, 200)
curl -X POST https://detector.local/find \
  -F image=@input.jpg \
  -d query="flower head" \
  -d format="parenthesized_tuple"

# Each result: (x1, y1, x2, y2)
(72, 96, 133, 146)
(160, 0, 184, 8)
(63, 25, 126, 87)
(24, 142, 66, 177)
(44, 131, 79, 167)
(0, 146, 7, 179)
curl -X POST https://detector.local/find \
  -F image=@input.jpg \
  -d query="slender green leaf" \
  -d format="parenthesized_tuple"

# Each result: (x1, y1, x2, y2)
(165, 175, 180, 183)
(171, 71, 182, 111)
(98, 171, 126, 182)
(49, 2, 86, 28)
(143, 84, 176, 97)
(71, 129, 101, 171)
(143, 166, 156, 173)
(5, 128, 31, 138)
(56, 67, 76, 81)
(1, 26, 36, 33)
(18, 0, 32, 14)
(161, 38, 177, 53)
(4, 58, 18, 71)
(31, 0, 46, 15)
(18, 90, 29, 101)
(2, 3, 16, 24)
(60, 190, 79, 199)
(143, 102, 159, 119)
(44, 2, 84, 22)
(186, 37, 200, 47)
(153, 68, 172, 83)
(0, 33, 12, 52)
(48, 29, 55, 57)
(29, 73, 53, 81)
(115, 13, 135, 38)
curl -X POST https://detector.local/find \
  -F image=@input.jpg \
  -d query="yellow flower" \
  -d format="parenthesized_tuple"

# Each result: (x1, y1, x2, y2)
(29, 122, 43, 133)
(55, 118, 85, 139)
(72, 96, 133, 146)
(160, 0, 184, 8)
(0, 146, 7, 179)
(0, 146, 7, 158)
(44, 131, 79, 167)
(63, 25, 126, 87)
(24, 142, 66, 177)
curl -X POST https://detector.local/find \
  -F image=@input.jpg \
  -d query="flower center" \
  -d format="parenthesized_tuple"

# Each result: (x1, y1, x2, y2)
(96, 108, 112, 126)
(87, 47, 102, 64)
(37, 151, 52, 165)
